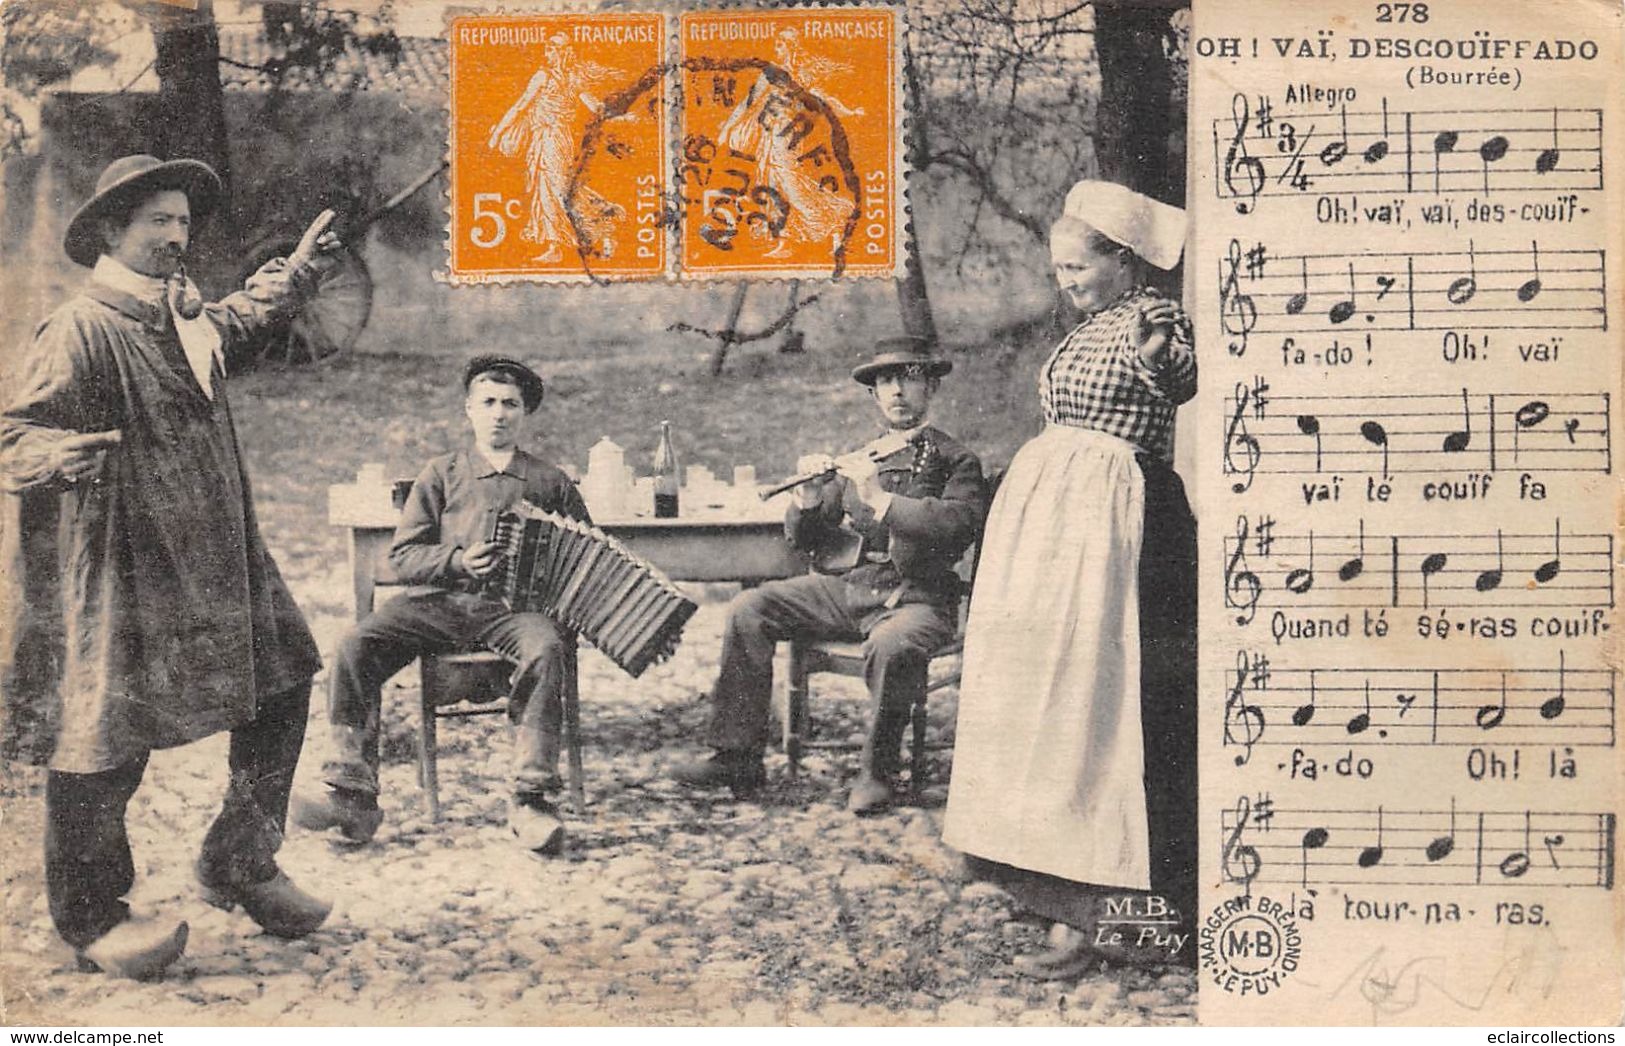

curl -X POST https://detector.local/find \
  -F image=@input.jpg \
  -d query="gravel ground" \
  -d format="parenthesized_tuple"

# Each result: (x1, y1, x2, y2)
(1, 572, 1195, 1026)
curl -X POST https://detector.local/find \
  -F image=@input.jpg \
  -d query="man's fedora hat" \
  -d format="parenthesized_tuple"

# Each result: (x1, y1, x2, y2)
(464, 355, 546, 412)
(64, 154, 224, 268)
(851, 335, 952, 386)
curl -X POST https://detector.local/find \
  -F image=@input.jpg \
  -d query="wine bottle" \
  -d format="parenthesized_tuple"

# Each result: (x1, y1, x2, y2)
(653, 420, 680, 518)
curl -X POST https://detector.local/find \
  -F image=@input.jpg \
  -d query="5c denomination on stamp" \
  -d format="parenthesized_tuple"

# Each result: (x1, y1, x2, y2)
(677, 6, 903, 280)
(449, 12, 667, 283)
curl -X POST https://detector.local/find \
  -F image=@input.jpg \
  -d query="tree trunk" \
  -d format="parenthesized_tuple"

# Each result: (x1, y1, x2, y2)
(149, 0, 234, 286)
(151, 0, 231, 189)
(1092, 2, 1177, 205)
(894, 44, 939, 345)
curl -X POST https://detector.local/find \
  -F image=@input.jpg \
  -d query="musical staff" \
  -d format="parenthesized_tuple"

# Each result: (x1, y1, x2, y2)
(1221, 385, 1611, 490)
(1217, 240, 1609, 336)
(1222, 650, 1615, 761)
(1212, 99, 1604, 206)
(1219, 800, 1615, 890)
(1222, 516, 1613, 622)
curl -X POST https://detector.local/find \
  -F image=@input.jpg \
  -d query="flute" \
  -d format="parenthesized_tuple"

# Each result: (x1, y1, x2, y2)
(758, 429, 917, 500)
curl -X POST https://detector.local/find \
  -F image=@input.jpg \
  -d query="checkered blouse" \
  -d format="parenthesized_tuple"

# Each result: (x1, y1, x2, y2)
(1040, 287, 1197, 462)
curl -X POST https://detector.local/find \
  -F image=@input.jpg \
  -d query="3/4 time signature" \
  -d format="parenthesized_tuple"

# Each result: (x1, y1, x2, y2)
(1220, 797, 1615, 891)
(1218, 240, 1608, 357)
(1223, 650, 1615, 764)
(1223, 382, 1610, 491)
(1215, 96, 1603, 210)
(1223, 515, 1613, 623)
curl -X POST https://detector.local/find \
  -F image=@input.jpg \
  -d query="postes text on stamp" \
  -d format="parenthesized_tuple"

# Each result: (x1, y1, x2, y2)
(677, 6, 902, 280)
(448, 12, 667, 283)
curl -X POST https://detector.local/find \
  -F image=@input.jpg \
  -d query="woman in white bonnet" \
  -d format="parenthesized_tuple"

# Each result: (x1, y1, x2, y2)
(943, 179, 1197, 978)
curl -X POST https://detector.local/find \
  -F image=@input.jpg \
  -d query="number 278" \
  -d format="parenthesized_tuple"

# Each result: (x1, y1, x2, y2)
(1376, 3, 1429, 21)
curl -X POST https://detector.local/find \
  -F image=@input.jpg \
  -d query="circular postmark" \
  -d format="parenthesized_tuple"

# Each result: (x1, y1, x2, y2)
(1198, 894, 1303, 997)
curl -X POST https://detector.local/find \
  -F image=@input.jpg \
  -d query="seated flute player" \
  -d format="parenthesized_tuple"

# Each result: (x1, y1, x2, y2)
(671, 337, 987, 815)
(292, 357, 589, 854)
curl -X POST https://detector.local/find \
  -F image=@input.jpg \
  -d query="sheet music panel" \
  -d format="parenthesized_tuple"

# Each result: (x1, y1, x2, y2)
(1191, 0, 1622, 1024)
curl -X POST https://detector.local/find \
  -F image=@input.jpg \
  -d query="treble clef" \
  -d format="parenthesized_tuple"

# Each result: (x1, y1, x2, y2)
(1223, 92, 1266, 215)
(1222, 795, 1262, 891)
(1223, 650, 1267, 766)
(1226, 515, 1262, 626)
(1221, 238, 1258, 358)
(1224, 381, 1261, 494)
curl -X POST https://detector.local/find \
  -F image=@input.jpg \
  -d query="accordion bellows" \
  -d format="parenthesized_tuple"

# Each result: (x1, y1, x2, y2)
(489, 505, 698, 678)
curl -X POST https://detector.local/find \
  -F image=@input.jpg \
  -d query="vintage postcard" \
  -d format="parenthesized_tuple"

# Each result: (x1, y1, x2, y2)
(0, 0, 1619, 1031)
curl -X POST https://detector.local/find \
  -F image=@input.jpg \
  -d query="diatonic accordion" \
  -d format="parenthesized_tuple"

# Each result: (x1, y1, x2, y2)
(488, 505, 697, 678)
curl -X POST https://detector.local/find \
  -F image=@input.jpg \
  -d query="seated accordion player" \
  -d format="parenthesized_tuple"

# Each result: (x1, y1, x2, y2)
(486, 504, 698, 678)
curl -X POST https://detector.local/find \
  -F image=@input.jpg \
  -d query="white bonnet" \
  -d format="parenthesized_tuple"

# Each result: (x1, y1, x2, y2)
(1057, 180, 1187, 271)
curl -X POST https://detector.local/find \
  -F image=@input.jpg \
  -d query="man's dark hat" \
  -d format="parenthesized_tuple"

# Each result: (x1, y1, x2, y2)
(63, 154, 223, 268)
(464, 355, 546, 412)
(851, 335, 952, 386)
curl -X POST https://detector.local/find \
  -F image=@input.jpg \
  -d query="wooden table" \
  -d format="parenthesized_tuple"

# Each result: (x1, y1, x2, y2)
(329, 483, 808, 620)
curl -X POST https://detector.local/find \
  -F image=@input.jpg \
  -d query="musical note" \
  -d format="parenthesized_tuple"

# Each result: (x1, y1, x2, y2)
(1442, 388, 1474, 454)
(1478, 134, 1509, 193)
(1419, 551, 1448, 609)
(1292, 669, 1317, 727)
(1476, 673, 1508, 731)
(1358, 808, 1386, 869)
(1518, 241, 1543, 303)
(1226, 516, 1262, 625)
(1432, 129, 1459, 194)
(1285, 256, 1309, 316)
(1300, 827, 1329, 891)
(1222, 238, 1258, 356)
(1295, 413, 1322, 472)
(1222, 796, 1262, 889)
(1426, 801, 1457, 863)
(1359, 420, 1390, 478)
(1284, 532, 1315, 594)
(1225, 382, 1262, 493)
(1319, 104, 1350, 166)
(1329, 262, 1358, 325)
(1224, 93, 1266, 214)
(1539, 651, 1567, 721)
(1476, 531, 1505, 592)
(1446, 240, 1478, 306)
(1535, 522, 1562, 584)
(1363, 99, 1392, 164)
(1225, 651, 1267, 766)
(1346, 680, 1372, 736)
(1535, 107, 1562, 174)
(1499, 812, 1533, 879)
(1543, 833, 1566, 870)
(1338, 521, 1365, 582)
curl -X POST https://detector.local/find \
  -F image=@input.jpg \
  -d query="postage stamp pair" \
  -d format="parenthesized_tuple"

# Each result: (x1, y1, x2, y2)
(446, 6, 902, 284)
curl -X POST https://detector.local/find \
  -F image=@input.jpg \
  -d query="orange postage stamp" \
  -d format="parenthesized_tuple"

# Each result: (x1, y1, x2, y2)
(448, 12, 667, 283)
(677, 5, 902, 280)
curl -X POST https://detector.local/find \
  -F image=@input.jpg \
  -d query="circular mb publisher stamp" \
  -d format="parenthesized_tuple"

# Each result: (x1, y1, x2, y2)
(1198, 894, 1302, 997)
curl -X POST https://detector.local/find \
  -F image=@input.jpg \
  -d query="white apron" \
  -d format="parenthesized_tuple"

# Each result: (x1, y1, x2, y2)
(942, 424, 1150, 889)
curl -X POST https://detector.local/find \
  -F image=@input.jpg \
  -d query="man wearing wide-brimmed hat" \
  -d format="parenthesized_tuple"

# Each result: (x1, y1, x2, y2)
(672, 336, 987, 816)
(0, 154, 344, 977)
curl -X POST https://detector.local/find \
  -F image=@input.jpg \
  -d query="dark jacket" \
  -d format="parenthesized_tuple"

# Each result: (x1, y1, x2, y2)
(389, 448, 590, 598)
(0, 262, 321, 772)
(785, 424, 986, 606)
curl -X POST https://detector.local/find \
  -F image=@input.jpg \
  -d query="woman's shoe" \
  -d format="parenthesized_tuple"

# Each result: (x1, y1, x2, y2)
(1010, 923, 1107, 980)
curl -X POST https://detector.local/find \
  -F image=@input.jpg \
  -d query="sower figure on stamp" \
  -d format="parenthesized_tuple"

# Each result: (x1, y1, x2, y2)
(0, 155, 344, 978)
(293, 357, 588, 855)
(672, 337, 987, 815)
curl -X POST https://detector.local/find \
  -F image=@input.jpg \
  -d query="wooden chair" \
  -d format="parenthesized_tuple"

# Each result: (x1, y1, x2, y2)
(350, 531, 586, 822)
(777, 544, 976, 788)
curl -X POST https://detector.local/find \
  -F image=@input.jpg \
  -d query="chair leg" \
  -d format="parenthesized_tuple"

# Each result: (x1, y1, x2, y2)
(910, 690, 928, 792)
(563, 655, 585, 815)
(418, 686, 442, 823)
(785, 642, 808, 780)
